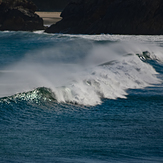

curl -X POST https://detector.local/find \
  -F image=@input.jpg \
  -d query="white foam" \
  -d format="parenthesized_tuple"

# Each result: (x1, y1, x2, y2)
(0, 36, 162, 105)
(52, 54, 160, 106)
(33, 30, 45, 34)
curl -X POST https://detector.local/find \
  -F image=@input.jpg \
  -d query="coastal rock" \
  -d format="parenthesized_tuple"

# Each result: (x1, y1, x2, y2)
(45, 0, 163, 35)
(31, 0, 71, 11)
(0, 0, 44, 31)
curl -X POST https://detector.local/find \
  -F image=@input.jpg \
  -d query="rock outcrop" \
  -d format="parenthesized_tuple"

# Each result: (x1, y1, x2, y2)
(45, 0, 163, 35)
(0, 0, 44, 31)
(31, 0, 71, 11)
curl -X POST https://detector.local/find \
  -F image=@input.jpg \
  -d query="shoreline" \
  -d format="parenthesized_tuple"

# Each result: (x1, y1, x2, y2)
(36, 12, 62, 26)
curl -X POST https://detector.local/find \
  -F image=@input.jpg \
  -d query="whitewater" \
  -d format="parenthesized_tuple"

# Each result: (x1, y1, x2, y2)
(0, 32, 162, 105)
(0, 31, 163, 163)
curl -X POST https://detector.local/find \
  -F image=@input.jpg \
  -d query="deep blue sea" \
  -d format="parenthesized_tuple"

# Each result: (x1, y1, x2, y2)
(0, 31, 163, 163)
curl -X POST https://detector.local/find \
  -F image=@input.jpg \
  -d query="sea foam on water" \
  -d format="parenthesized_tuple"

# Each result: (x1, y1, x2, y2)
(0, 35, 162, 105)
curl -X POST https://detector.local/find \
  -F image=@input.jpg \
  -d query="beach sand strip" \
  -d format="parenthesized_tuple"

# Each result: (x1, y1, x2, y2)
(36, 12, 62, 26)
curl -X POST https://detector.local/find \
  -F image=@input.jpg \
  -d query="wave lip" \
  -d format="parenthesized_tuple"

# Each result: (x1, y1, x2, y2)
(0, 87, 56, 105)
(0, 37, 162, 106)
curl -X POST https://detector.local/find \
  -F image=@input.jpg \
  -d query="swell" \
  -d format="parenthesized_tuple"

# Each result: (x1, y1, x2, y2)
(0, 87, 56, 105)
(0, 34, 163, 106)
(0, 51, 162, 106)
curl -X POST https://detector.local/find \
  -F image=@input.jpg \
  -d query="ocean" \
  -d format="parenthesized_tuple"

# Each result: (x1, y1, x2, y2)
(0, 31, 163, 163)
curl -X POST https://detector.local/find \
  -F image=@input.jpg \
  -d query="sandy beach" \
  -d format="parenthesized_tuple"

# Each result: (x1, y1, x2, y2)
(36, 12, 62, 26)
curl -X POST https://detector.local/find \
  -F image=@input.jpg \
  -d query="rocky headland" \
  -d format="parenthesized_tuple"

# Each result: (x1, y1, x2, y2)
(0, 0, 44, 31)
(31, 0, 71, 11)
(45, 0, 163, 35)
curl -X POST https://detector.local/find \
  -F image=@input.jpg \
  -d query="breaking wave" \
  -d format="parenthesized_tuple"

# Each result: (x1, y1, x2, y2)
(0, 36, 162, 106)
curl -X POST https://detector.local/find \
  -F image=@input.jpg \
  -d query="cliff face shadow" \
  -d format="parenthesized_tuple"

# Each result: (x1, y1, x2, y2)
(0, 0, 44, 31)
(45, 0, 163, 35)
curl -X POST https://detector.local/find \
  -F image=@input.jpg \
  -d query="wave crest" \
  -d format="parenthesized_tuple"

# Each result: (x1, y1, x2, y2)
(0, 39, 162, 106)
(0, 87, 56, 104)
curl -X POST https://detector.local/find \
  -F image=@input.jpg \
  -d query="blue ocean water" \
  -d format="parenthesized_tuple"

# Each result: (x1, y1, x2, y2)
(0, 31, 163, 163)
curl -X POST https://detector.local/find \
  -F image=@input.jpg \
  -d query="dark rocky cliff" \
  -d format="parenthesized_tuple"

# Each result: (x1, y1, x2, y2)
(31, 0, 71, 11)
(45, 0, 163, 35)
(0, 0, 44, 31)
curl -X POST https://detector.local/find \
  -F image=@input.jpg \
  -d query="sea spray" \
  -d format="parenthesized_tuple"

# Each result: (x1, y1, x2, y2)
(1, 32, 163, 163)
(0, 38, 162, 105)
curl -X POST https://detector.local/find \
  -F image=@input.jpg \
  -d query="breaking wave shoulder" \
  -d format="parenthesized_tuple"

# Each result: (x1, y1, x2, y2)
(0, 35, 162, 106)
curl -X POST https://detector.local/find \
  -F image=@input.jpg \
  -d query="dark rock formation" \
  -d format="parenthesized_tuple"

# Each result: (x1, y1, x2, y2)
(0, 0, 44, 31)
(45, 0, 163, 35)
(31, 0, 71, 11)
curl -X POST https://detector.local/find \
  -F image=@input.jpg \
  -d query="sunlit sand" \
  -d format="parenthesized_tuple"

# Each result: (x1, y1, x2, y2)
(36, 12, 62, 26)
